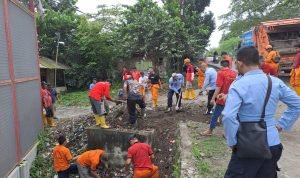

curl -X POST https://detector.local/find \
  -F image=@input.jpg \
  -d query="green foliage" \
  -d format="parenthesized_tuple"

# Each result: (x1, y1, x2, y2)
(37, 9, 79, 60)
(172, 133, 182, 178)
(43, 0, 78, 12)
(191, 136, 229, 177)
(210, 37, 241, 57)
(57, 90, 90, 107)
(172, 159, 181, 178)
(116, 0, 215, 61)
(30, 128, 54, 178)
(57, 81, 123, 107)
(65, 17, 118, 87)
(37, 0, 215, 88)
(220, 0, 300, 40)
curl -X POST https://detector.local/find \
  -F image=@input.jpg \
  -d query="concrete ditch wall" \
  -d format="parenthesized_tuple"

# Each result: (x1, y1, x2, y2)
(7, 143, 38, 178)
(87, 127, 155, 168)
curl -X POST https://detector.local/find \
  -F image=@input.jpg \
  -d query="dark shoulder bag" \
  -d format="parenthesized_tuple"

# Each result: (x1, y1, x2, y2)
(236, 75, 272, 159)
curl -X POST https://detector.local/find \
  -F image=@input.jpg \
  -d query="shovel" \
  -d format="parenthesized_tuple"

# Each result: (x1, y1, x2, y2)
(175, 90, 183, 111)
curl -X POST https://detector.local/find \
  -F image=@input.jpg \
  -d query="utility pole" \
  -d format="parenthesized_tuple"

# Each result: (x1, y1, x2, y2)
(180, 0, 185, 18)
(55, 33, 64, 88)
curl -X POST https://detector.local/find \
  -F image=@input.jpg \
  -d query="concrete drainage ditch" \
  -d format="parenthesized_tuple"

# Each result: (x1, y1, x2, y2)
(86, 127, 155, 177)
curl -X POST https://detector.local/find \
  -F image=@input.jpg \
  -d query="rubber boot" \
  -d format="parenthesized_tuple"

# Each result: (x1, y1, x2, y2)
(42, 114, 48, 126)
(152, 99, 156, 108)
(47, 117, 56, 127)
(189, 90, 196, 100)
(154, 99, 158, 107)
(184, 90, 190, 100)
(99, 116, 110, 129)
(94, 115, 101, 126)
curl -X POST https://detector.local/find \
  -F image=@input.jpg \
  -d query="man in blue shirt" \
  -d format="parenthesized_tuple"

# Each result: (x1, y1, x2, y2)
(166, 73, 185, 112)
(89, 78, 97, 90)
(222, 46, 300, 178)
(199, 63, 217, 115)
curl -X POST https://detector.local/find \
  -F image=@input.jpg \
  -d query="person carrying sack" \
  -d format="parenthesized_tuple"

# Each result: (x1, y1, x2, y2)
(222, 46, 300, 178)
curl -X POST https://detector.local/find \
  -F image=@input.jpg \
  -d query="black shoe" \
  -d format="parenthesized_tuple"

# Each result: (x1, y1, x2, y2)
(165, 107, 172, 113)
(203, 111, 211, 115)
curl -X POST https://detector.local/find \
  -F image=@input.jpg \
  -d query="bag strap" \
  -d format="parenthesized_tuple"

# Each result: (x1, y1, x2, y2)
(261, 75, 272, 119)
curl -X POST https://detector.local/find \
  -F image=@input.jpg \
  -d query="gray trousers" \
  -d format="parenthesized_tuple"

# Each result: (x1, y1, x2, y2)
(76, 162, 92, 178)
(89, 97, 108, 116)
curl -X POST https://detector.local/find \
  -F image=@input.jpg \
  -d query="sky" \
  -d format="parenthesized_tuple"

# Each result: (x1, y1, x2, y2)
(76, 0, 231, 48)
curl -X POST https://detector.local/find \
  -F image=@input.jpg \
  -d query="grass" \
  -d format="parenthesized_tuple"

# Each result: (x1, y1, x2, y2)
(172, 134, 182, 178)
(30, 128, 55, 178)
(57, 82, 124, 107)
(58, 90, 90, 107)
(191, 136, 229, 178)
(172, 159, 181, 178)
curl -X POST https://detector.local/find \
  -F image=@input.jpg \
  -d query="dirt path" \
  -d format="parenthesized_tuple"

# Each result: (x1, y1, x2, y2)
(276, 103, 300, 178)
(55, 106, 91, 119)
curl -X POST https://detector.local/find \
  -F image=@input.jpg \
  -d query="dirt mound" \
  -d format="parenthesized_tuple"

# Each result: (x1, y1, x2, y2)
(107, 104, 208, 177)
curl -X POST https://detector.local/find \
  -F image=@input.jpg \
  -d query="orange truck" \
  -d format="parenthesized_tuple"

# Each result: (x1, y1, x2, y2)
(242, 18, 300, 76)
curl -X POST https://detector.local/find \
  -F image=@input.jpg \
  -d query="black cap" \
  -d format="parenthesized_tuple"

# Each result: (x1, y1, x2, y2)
(128, 134, 137, 142)
(41, 81, 47, 86)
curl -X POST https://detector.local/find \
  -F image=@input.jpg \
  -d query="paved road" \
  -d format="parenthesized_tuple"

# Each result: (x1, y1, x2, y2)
(276, 103, 300, 178)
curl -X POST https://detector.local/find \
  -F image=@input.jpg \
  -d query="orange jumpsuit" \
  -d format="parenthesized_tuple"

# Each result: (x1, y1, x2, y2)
(290, 68, 300, 96)
(134, 166, 159, 178)
(196, 70, 205, 89)
(148, 74, 160, 107)
(265, 51, 279, 74)
(291, 53, 300, 95)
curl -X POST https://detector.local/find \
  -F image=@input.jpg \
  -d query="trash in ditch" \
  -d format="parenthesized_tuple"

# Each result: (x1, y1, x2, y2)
(169, 140, 176, 144)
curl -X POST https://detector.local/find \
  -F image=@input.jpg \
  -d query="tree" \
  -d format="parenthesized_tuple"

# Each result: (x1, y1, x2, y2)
(220, 0, 300, 40)
(37, 9, 78, 61)
(42, 0, 78, 12)
(164, 0, 215, 57)
(37, 1, 118, 88)
(36, 0, 216, 88)
(65, 17, 118, 87)
(116, 0, 215, 63)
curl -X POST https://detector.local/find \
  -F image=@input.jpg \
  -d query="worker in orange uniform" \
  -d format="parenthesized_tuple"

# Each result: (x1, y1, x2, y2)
(259, 56, 278, 77)
(221, 52, 233, 68)
(196, 59, 206, 91)
(148, 68, 162, 108)
(290, 44, 300, 96)
(53, 135, 78, 178)
(89, 80, 113, 128)
(41, 82, 56, 127)
(76, 149, 109, 178)
(126, 135, 159, 178)
(183, 58, 196, 100)
(265, 45, 280, 76)
(132, 67, 141, 81)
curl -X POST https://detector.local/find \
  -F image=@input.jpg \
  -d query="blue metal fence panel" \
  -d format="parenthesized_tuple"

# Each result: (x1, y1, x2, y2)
(0, 0, 10, 81)
(15, 80, 42, 158)
(0, 85, 18, 178)
(8, 1, 39, 78)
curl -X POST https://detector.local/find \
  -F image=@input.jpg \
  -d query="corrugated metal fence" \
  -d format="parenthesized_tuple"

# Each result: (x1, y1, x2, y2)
(0, 0, 42, 177)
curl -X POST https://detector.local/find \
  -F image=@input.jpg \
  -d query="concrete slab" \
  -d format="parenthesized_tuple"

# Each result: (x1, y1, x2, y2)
(179, 122, 201, 178)
(86, 127, 155, 168)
